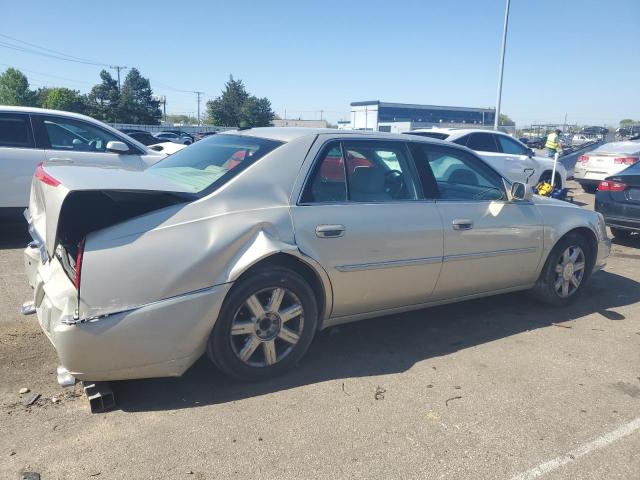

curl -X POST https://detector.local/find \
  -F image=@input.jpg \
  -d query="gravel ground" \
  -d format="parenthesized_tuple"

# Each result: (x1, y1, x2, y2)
(1, 184, 639, 480)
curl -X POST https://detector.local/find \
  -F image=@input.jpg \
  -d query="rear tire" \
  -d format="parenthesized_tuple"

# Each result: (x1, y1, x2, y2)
(580, 183, 597, 194)
(610, 227, 631, 239)
(531, 232, 592, 307)
(207, 266, 318, 381)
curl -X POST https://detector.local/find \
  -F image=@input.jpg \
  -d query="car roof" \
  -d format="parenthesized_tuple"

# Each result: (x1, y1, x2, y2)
(408, 127, 509, 139)
(222, 127, 443, 143)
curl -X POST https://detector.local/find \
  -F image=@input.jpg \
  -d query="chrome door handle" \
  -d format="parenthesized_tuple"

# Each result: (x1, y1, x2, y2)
(315, 224, 346, 238)
(452, 219, 473, 230)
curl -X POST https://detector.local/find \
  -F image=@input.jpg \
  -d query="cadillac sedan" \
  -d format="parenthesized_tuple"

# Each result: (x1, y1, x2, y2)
(23, 128, 610, 386)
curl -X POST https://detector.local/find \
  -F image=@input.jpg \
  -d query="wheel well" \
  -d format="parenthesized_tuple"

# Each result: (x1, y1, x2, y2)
(558, 227, 598, 271)
(233, 253, 327, 324)
(539, 170, 562, 188)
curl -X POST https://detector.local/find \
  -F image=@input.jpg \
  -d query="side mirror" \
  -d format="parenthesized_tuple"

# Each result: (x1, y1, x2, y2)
(527, 148, 535, 157)
(510, 181, 532, 201)
(106, 141, 129, 153)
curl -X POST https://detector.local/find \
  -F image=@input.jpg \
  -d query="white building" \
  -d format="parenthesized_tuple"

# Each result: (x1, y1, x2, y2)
(348, 101, 497, 133)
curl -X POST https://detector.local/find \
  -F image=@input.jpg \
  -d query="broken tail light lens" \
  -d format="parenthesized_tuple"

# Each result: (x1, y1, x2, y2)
(34, 162, 60, 187)
(597, 180, 627, 192)
(613, 156, 639, 165)
(74, 239, 85, 290)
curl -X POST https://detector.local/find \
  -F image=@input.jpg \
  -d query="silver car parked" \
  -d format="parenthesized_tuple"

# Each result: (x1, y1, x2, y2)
(23, 128, 610, 385)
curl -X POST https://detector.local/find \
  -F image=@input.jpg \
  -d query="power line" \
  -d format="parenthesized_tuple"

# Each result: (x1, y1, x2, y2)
(0, 40, 108, 67)
(0, 33, 110, 66)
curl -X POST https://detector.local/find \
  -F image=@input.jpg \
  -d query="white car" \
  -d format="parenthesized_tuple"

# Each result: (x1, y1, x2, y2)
(405, 128, 567, 190)
(0, 106, 167, 217)
(574, 140, 640, 192)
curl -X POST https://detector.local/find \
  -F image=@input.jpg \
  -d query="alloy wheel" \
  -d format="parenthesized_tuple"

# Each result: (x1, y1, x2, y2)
(230, 287, 305, 367)
(554, 245, 586, 298)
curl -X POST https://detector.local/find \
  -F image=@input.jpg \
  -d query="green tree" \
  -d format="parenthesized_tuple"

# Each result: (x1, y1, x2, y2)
(0, 68, 37, 106)
(206, 75, 274, 127)
(118, 68, 161, 124)
(39, 87, 86, 113)
(86, 70, 120, 122)
(499, 113, 515, 125)
(620, 119, 635, 126)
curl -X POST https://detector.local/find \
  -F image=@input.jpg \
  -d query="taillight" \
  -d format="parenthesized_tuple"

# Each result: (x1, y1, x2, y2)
(74, 239, 85, 289)
(597, 180, 627, 192)
(34, 162, 60, 187)
(578, 155, 589, 164)
(613, 156, 639, 165)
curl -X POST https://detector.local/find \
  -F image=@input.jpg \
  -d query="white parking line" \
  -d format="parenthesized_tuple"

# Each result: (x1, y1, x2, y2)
(510, 417, 640, 480)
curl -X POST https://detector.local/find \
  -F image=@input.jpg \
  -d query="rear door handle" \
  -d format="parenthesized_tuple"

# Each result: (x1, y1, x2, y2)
(315, 224, 346, 238)
(452, 219, 473, 231)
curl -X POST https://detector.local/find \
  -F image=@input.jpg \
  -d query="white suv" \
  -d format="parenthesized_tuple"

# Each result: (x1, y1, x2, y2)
(0, 106, 167, 217)
(405, 128, 567, 190)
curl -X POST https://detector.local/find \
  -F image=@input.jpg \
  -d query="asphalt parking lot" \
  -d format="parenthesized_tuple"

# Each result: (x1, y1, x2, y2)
(1, 184, 639, 480)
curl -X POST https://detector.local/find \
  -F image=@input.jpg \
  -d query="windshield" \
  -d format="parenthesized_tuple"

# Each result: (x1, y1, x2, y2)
(147, 134, 283, 195)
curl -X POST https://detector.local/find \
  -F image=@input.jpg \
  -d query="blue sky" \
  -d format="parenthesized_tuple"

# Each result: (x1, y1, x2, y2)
(1, 0, 638, 126)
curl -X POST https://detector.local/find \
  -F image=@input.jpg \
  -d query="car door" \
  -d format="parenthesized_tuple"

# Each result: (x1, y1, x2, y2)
(412, 143, 543, 299)
(494, 134, 538, 185)
(0, 112, 44, 208)
(32, 114, 147, 170)
(291, 138, 443, 319)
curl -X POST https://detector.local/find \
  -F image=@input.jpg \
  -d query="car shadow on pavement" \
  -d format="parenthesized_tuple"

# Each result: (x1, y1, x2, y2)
(0, 221, 29, 249)
(116, 269, 640, 413)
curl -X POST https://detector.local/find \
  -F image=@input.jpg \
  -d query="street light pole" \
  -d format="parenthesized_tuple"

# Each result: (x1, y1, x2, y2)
(494, 0, 510, 131)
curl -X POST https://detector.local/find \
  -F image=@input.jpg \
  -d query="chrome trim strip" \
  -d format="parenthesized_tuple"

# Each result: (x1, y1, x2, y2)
(335, 256, 442, 272)
(443, 246, 538, 263)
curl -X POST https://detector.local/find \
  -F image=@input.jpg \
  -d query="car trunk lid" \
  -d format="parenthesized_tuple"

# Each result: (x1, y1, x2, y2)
(28, 163, 197, 260)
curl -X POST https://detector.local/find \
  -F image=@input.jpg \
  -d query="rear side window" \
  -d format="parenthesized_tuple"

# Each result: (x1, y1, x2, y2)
(301, 140, 419, 203)
(465, 133, 499, 152)
(0, 113, 34, 148)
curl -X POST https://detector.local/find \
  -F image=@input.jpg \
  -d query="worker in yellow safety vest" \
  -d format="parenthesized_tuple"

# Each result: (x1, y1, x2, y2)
(545, 129, 563, 158)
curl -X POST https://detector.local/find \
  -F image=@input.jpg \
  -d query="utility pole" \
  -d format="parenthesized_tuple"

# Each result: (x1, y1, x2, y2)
(193, 91, 204, 125)
(319, 110, 324, 121)
(109, 65, 128, 90)
(494, 0, 510, 131)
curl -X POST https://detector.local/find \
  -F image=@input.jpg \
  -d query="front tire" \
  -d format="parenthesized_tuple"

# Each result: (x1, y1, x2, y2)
(207, 266, 318, 381)
(531, 232, 592, 307)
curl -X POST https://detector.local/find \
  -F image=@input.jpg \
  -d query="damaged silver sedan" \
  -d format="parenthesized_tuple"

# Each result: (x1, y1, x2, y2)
(23, 128, 610, 385)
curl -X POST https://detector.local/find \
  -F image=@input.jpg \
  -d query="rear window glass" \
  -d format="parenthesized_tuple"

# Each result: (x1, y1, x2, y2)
(147, 134, 283, 195)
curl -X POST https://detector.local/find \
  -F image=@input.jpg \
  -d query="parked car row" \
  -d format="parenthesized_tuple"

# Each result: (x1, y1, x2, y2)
(574, 139, 640, 192)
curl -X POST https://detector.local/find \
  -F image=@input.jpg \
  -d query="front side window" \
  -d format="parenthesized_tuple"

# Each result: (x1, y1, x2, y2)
(415, 145, 505, 201)
(497, 135, 528, 155)
(0, 113, 34, 148)
(148, 133, 282, 196)
(465, 133, 499, 153)
(40, 116, 124, 153)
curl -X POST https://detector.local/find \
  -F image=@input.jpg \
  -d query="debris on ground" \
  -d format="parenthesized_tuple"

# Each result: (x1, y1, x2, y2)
(454, 386, 462, 390)
(18, 387, 29, 394)
(426, 410, 441, 421)
(9, 450, 16, 456)
(20, 473, 40, 480)
(445, 396, 462, 407)
(51, 396, 59, 404)
(374, 386, 386, 400)
(551, 323, 572, 329)
(341, 382, 350, 396)
(23, 394, 41, 406)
